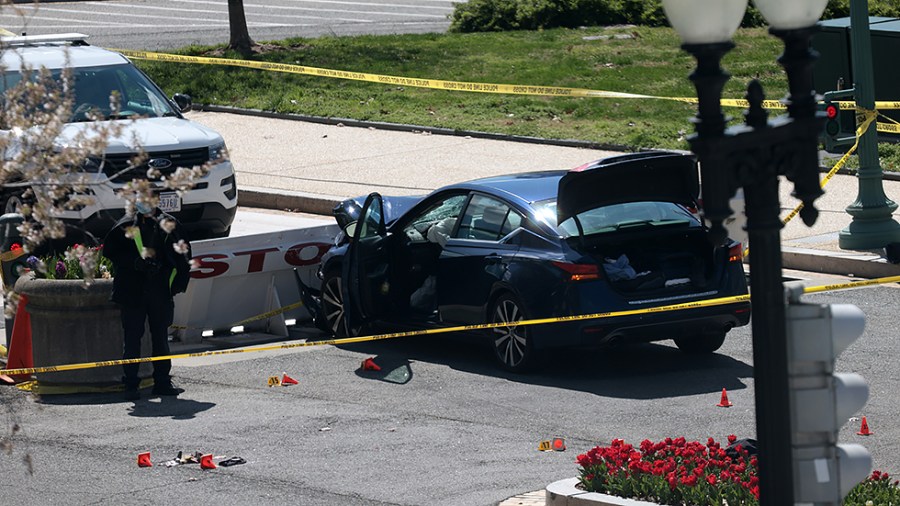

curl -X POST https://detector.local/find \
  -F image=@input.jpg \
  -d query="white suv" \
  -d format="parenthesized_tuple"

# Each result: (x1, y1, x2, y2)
(0, 33, 237, 241)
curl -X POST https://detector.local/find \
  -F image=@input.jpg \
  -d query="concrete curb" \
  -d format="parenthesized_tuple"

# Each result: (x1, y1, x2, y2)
(545, 478, 660, 506)
(239, 186, 343, 216)
(781, 245, 900, 279)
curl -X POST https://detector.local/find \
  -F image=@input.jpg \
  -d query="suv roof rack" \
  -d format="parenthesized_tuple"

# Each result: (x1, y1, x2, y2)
(0, 33, 90, 47)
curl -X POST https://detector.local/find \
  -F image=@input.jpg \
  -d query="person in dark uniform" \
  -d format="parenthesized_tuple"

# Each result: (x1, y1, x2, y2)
(103, 200, 192, 401)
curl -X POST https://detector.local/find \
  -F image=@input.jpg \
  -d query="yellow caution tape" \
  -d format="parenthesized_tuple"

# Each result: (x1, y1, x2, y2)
(878, 122, 900, 134)
(116, 48, 900, 138)
(5, 271, 900, 378)
(115, 49, 876, 112)
(170, 300, 304, 331)
(778, 109, 878, 229)
(802, 275, 900, 294)
(2, 292, 751, 376)
(116, 49, 671, 101)
(837, 101, 900, 111)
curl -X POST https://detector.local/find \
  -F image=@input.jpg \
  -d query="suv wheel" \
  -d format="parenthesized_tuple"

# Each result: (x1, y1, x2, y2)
(1, 188, 26, 215)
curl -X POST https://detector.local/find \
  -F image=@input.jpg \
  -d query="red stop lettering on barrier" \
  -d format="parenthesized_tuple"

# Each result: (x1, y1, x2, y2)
(191, 253, 229, 279)
(189, 242, 332, 279)
(284, 243, 331, 266)
(234, 247, 279, 273)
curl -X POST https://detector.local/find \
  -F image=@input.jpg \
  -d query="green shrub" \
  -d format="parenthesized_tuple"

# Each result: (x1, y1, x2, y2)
(450, 0, 900, 34)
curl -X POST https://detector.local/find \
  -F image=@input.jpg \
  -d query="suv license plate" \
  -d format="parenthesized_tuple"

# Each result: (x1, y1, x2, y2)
(159, 192, 181, 213)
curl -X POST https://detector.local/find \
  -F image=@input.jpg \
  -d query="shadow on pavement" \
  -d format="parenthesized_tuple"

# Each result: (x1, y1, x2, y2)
(126, 396, 216, 420)
(313, 328, 754, 401)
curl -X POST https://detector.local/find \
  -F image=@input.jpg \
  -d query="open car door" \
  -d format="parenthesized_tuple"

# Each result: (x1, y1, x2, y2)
(344, 193, 391, 328)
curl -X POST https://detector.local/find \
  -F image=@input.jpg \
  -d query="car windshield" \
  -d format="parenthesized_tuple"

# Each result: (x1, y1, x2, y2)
(533, 198, 699, 238)
(1, 63, 178, 123)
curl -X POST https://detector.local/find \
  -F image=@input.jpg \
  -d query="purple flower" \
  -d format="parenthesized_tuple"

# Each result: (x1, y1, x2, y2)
(55, 260, 67, 278)
(26, 255, 39, 269)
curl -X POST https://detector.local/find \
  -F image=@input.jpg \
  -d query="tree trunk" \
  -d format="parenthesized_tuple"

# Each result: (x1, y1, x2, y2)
(228, 0, 255, 57)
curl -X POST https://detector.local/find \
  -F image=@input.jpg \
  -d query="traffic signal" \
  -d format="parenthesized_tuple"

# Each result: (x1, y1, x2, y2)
(785, 286, 871, 503)
(819, 90, 858, 153)
(823, 100, 841, 138)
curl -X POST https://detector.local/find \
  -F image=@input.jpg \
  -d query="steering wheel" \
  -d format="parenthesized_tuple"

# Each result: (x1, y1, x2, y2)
(73, 103, 103, 120)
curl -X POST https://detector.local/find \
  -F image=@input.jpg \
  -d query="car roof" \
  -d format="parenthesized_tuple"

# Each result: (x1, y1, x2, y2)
(461, 170, 566, 203)
(1, 33, 127, 71)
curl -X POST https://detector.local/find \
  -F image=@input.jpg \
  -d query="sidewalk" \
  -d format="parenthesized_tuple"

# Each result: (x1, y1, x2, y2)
(188, 108, 900, 280)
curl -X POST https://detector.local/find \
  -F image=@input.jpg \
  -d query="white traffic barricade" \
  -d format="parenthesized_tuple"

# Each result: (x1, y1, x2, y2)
(173, 223, 339, 343)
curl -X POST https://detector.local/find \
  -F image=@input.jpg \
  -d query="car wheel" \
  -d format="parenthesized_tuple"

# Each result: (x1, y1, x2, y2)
(489, 294, 536, 373)
(210, 226, 231, 239)
(675, 330, 727, 354)
(320, 270, 359, 338)
(1, 188, 26, 215)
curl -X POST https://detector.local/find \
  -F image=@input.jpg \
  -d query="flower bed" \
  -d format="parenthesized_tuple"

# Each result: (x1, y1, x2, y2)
(576, 436, 758, 506)
(24, 243, 113, 280)
(570, 437, 900, 506)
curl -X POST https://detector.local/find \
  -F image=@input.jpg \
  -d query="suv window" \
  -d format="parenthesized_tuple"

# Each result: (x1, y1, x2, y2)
(2, 63, 177, 123)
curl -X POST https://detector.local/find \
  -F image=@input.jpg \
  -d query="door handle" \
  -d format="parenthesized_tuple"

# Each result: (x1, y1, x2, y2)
(485, 254, 502, 263)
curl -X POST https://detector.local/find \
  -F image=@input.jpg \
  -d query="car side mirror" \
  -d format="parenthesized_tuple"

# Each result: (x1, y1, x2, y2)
(172, 93, 193, 112)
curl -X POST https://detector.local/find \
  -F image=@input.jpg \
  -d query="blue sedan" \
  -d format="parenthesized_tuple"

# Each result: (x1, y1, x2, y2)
(303, 151, 750, 372)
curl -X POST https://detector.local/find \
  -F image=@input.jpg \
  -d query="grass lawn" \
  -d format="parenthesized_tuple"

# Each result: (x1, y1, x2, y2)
(135, 26, 899, 170)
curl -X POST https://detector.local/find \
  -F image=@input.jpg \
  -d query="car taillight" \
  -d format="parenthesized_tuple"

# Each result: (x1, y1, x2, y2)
(728, 243, 743, 263)
(552, 261, 600, 281)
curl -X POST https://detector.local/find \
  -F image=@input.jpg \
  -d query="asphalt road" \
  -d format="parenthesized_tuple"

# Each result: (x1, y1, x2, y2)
(2, 263, 898, 505)
(0, 0, 457, 50)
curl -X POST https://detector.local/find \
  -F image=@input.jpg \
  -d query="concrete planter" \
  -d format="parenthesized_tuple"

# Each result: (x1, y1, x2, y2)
(546, 478, 662, 506)
(14, 275, 149, 385)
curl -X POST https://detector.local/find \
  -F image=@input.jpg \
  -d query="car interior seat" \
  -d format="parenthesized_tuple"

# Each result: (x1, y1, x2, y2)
(470, 205, 507, 240)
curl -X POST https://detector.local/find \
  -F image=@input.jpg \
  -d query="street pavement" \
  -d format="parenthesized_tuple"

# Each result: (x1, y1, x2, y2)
(3, 110, 900, 506)
(189, 108, 900, 280)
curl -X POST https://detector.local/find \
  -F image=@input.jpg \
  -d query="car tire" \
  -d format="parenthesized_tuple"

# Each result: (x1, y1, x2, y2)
(674, 330, 727, 354)
(488, 293, 536, 373)
(210, 226, 231, 239)
(320, 269, 360, 338)
(1, 187, 26, 215)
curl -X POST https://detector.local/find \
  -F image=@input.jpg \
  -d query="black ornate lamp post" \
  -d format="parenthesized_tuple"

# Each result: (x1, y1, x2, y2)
(661, 0, 828, 504)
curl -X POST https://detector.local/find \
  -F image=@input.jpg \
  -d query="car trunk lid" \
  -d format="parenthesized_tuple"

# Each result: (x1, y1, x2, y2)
(557, 151, 700, 225)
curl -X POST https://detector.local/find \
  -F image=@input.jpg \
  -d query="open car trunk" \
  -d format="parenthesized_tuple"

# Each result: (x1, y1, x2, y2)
(568, 227, 724, 296)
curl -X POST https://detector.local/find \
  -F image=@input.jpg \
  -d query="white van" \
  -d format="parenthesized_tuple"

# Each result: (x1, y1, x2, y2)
(0, 33, 237, 241)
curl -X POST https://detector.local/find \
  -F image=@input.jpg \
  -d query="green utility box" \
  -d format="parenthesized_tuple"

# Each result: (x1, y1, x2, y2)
(812, 17, 900, 142)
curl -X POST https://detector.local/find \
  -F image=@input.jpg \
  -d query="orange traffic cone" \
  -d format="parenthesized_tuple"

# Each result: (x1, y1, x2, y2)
(716, 388, 733, 407)
(281, 373, 298, 385)
(552, 438, 566, 452)
(361, 357, 381, 371)
(200, 454, 217, 469)
(137, 452, 153, 467)
(857, 416, 872, 436)
(4, 295, 33, 383)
